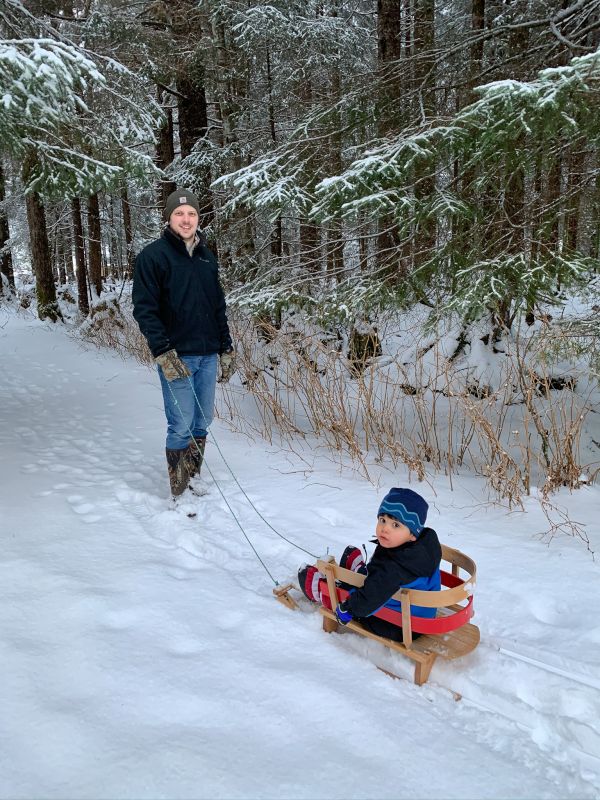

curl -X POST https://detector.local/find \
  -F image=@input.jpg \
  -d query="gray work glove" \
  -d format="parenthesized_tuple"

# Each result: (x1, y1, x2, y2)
(218, 349, 236, 383)
(155, 349, 191, 382)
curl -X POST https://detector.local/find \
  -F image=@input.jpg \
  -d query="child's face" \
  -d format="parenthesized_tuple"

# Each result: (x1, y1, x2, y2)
(376, 514, 416, 548)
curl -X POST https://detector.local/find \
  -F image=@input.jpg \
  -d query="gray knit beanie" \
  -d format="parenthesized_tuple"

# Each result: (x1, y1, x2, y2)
(163, 189, 201, 221)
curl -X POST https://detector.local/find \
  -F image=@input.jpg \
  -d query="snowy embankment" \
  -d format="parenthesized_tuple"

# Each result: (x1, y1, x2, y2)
(1, 309, 599, 800)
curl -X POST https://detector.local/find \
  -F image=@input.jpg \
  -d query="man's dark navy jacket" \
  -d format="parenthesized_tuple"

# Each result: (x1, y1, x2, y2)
(132, 227, 232, 358)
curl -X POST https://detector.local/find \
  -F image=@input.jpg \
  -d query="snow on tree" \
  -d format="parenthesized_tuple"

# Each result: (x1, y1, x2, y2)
(0, 37, 161, 197)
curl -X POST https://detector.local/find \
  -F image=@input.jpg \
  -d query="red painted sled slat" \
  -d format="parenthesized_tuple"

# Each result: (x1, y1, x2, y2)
(319, 580, 475, 635)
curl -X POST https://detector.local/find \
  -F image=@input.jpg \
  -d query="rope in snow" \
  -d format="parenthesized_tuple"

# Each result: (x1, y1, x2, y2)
(166, 381, 279, 584)
(165, 378, 317, 586)
(186, 378, 317, 560)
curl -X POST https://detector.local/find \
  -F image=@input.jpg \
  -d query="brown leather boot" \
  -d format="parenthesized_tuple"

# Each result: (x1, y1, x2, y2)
(166, 447, 190, 497)
(186, 436, 206, 479)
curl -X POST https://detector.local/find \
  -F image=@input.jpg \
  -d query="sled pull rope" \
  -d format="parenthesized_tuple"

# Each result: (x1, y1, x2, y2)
(166, 381, 280, 585)
(186, 379, 317, 560)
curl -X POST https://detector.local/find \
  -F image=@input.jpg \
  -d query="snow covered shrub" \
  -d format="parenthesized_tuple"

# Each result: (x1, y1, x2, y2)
(219, 308, 599, 501)
(0, 272, 16, 304)
(79, 292, 152, 366)
(17, 283, 35, 310)
(55, 284, 79, 324)
(76, 287, 598, 501)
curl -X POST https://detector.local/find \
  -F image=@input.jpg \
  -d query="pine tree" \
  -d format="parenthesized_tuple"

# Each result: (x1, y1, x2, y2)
(0, 4, 162, 317)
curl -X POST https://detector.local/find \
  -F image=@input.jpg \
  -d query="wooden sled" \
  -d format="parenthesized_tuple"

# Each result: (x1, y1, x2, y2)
(276, 544, 479, 686)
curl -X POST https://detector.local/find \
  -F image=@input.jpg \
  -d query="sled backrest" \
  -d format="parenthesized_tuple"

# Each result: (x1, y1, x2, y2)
(316, 543, 477, 648)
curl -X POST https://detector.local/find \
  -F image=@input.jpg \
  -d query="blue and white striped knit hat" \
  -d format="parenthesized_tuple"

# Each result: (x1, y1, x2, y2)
(377, 488, 428, 537)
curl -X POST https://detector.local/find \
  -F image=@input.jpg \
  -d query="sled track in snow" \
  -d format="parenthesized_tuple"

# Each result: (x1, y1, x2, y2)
(453, 637, 600, 776)
(492, 637, 600, 691)
(331, 619, 600, 785)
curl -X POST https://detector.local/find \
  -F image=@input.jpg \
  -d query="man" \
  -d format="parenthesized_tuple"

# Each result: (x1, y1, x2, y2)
(132, 189, 235, 498)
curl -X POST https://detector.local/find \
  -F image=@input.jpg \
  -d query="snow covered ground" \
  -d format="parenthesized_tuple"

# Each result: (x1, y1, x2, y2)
(1, 308, 600, 800)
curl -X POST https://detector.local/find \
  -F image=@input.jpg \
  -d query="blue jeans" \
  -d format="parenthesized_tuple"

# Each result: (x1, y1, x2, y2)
(158, 353, 218, 450)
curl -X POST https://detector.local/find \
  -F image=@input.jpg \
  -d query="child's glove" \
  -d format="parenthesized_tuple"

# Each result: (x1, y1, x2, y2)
(155, 349, 191, 382)
(335, 601, 353, 625)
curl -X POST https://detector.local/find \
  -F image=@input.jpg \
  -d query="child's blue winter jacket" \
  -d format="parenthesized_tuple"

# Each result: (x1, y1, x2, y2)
(344, 527, 442, 620)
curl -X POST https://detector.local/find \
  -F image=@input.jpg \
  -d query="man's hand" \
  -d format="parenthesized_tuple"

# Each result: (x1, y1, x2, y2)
(335, 601, 353, 625)
(218, 349, 236, 383)
(155, 349, 191, 382)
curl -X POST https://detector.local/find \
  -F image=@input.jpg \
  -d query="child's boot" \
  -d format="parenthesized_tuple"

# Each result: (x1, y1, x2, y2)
(340, 545, 366, 573)
(298, 565, 325, 603)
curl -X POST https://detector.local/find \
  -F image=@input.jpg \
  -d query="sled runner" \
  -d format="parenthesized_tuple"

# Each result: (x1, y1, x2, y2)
(275, 544, 479, 686)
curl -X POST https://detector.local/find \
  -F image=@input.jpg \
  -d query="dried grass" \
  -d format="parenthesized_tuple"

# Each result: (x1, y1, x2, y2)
(79, 304, 599, 535)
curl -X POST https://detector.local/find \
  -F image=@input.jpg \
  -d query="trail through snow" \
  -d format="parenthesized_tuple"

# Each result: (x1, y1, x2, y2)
(1, 311, 599, 799)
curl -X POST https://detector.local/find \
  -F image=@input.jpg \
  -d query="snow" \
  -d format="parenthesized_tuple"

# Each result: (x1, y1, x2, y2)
(1, 309, 600, 799)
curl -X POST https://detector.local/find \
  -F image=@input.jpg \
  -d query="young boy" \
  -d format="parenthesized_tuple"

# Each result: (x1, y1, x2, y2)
(298, 488, 441, 642)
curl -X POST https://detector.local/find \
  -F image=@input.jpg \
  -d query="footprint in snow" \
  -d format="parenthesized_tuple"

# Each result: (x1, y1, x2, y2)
(123, 471, 145, 481)
(312, 506, 347, 526)
(115, 488, 167, 523)
(215, 608, 246, 631)
(72, 503, 96, 515)
(65, 495, 101, 522)
(167, 637, 205, 657)
(101, 608, 142, 631)
(123, 451, 145, 462)
(14, 427, 34, 437)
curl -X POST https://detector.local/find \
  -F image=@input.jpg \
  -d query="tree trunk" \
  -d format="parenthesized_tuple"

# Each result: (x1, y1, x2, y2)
(326, 222, 344, 283)
(378, 0, 402, 63)
(55, 208, 67, 285)
(493, 2, 529, 335)
(297, 76, 320, 275)
(171, 0, 214, 231)
(456, 0, 486, 262)
(177, 73, 215, 228)
(266, 44, 283, 262)
(0, 159, 15, 294)
(271, 217, 283, 259)
(299, 218, 320, 275)
(467, 0, 485, 105)
(62, 208, 74, 283)
(326, 20, 345, 285)
(565, 146, 585, 251)
(87, 192, 102, 298)
(107, 195, 119, 279)
(376, 0, 405, 278)
(23, 152, 61, 322)
(209, 15, 255, 272)
(178, 76, 208, 160)
(377, 0, 403, 125)
(412, 0, 436, 271)
(121, 187, 135, 279)
(72, 197, 89, 316)
(156, 86, 176, 209)
(359, 221, 369, 273)
(413, 0, 435, 118)
(53, 204, 73, 285)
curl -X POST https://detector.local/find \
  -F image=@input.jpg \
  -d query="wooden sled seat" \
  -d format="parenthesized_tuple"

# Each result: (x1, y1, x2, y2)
(315, 544, 479, 686)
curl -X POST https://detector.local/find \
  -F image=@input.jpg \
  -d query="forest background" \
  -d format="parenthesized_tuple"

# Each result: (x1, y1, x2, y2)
(1, 0, 600, 523)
